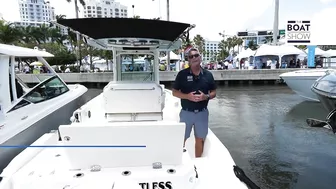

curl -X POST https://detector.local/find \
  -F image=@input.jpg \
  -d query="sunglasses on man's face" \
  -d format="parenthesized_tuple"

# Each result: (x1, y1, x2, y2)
(188, 54, 200, 59)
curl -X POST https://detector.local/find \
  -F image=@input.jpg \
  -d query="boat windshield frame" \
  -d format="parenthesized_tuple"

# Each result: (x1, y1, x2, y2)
(5, 55, 69, 113)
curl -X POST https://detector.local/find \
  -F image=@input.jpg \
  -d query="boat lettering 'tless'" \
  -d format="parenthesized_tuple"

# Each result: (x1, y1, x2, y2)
(139, 181, 172, 189)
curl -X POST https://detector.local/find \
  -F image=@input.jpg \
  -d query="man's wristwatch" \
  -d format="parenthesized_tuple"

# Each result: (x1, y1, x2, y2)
(206, 94, 210, 100)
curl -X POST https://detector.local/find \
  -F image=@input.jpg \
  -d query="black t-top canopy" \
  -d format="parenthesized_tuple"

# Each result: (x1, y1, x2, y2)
(57, 18, 191, 42)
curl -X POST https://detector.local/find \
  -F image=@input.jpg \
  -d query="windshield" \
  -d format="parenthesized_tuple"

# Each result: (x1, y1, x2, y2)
(17, 58, 56, 88)
(15, 75, 29, 89)
(120, 54, 154, 81)
(23, 75, 69, 104)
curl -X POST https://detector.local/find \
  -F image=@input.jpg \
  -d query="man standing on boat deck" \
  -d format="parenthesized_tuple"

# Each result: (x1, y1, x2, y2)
(172, 48, 217, 158)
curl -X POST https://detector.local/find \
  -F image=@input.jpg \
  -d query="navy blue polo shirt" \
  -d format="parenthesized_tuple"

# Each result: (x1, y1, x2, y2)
(173, 68, 216, 111)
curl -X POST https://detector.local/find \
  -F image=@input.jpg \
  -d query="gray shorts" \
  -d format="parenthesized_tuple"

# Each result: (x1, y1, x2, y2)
(179, 109, 209, 140)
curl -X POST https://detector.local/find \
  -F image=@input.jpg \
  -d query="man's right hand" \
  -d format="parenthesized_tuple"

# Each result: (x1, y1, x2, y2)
(187, 91, 198, 102)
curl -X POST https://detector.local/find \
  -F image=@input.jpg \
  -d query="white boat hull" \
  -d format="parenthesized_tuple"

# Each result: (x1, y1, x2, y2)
(0, 88, 249, 188)
(0, 84, 88, 175)
(280, 69, 334, 102)
(282, 75, 321, 101)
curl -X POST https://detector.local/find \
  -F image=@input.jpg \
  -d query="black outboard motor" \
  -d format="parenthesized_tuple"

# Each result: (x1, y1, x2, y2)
(307, 70, 336, 133)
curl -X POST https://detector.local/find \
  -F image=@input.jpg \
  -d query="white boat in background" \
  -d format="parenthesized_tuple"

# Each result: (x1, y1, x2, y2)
(0, 18, 259, 189)
(279, 69, 334, 102)
(0, 44, 88, 175)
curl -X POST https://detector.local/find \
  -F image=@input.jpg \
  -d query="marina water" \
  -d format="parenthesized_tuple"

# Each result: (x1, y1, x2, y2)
(86, 85, 336, 189)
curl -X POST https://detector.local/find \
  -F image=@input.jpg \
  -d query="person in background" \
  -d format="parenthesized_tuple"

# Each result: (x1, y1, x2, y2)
(24, 64, 30, 74)
(33, 66, 40, 74)
(266, 58, 272, 69)
(172, 47, 216, 158)
(232, 60, 236, 69)
(275, 60, 280, 69)
(302, 58, 307, 68)
(256, 59, 262, 69)
(289, 59, 295, 68)
(184, 61, 189, 69)
(244, 59, 249, 69)
(228, 61, 234, 70)
(271, 59, 277, 69)
(217, 62, 222, 70)
(80, 64, 84, 73)
(129, 64, 134, 71)
(296, 59, 301, 68)
(240, 58, 244, 69)
(224, 60, 229, 70)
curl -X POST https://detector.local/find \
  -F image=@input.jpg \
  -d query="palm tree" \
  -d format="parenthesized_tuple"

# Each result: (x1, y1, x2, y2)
(0, 21, 22, 44)
(218, 39, 229, 60)
(262, 32, 273, 44)
(66, 0, 86, 66)
(192, 34, 205, 55)
(247, 40, 258, 50)
(29, 26, 45, 44)
(210, 50, 214, 60)
(56, 14, 67, 20)
(295, 45, 306, 50)
(225, 37, 235, 54)
(66, 0, 86, 10)
(233, 36, 243, 53)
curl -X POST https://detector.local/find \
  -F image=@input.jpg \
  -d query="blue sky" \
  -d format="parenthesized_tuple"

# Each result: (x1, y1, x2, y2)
(0, 0, 335, 41)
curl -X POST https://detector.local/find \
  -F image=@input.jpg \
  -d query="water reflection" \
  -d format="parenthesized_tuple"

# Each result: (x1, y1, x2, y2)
(286, 101, 327, 120)
(208, 85, 336, 189)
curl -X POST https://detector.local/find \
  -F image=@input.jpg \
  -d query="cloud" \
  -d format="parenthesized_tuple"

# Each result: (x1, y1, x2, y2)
(319, 0, 335, 3)
(169, 0, 272, 40)
(310, 7, 336, 45)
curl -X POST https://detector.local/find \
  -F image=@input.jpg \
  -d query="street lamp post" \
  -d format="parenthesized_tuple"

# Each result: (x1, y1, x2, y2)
(74, 0, 82, 67)
(166, 0, 170, 71)
(272, 0, 279, 45)
(152, 0, 170, 70)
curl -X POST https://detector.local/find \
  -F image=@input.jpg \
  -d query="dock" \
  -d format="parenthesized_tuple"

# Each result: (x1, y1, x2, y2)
(17, 68, 304, 86)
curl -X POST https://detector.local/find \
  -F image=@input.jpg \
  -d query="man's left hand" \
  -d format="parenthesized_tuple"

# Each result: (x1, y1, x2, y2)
(195, 90, 208, 102)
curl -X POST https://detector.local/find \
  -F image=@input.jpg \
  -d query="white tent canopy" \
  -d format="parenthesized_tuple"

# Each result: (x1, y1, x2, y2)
(160, 51, 181, 60)
(279, 44, 306, 56)
(254, 44, 279, 56)
(93, 59, 108, 64)
(236, 48, 255, 59)
(325, 49, 336, 57)
(304, 47, 328, 57)
(254, 44, 306, 57)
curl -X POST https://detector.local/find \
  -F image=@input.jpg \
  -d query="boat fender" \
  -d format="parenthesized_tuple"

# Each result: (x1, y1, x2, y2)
(139, 181, 172, 189)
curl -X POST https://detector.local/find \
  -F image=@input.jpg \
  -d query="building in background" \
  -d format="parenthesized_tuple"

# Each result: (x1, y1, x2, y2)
(202, 40, 220, 62)
(15, 0, 55, 27)
(237, 29, 285, 47)
(14, 0, 71, 49)
(83, 0, 128, 18)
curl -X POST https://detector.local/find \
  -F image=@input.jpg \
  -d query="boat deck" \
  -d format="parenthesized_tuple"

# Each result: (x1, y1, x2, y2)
(1, 130, 247, 189)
